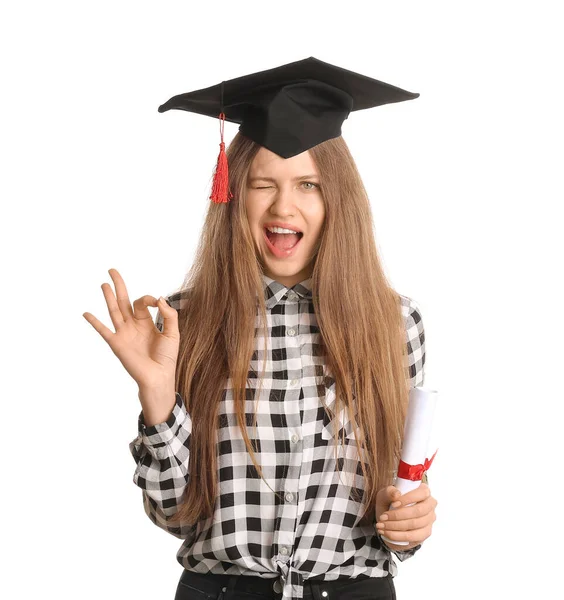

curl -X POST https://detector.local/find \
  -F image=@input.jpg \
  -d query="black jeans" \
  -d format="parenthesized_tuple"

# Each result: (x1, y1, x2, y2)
(174, 569, 396, 600)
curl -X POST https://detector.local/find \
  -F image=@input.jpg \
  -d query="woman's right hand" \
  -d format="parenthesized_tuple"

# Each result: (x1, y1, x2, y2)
(83, 268, 180, 391)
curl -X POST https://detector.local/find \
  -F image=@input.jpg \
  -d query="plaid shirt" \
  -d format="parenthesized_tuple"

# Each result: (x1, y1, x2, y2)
(129, 274, 426, 600)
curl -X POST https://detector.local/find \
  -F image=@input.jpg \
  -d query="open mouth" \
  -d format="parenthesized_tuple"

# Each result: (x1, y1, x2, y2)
(265, 228, 303, 246)
(263, 228, 304, 253)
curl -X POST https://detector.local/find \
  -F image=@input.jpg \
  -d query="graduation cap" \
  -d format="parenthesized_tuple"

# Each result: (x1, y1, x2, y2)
(158, 56, 419, 204)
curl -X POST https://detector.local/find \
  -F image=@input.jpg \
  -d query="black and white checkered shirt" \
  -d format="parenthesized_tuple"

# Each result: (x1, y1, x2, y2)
(129, 274, 426, 600)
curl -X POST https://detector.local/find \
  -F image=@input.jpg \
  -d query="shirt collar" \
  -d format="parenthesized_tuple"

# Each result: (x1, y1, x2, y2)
(262, 273, 313, 309)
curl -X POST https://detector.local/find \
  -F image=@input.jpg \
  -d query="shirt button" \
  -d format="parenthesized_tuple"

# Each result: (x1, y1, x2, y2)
(287, 328, 296, 336)
(280, 546, 289, 555)
(290, 378, 299, 386)
(288, 291, 298, 301)
(291, 434, 299, 443)
(285, 492, 294, 502)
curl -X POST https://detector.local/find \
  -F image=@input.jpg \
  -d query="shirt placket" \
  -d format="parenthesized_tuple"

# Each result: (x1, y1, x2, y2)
(274, 290, 305, 600)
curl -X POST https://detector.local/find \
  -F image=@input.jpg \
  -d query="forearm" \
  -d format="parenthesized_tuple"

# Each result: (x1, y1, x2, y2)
(129, 392, 193, 537)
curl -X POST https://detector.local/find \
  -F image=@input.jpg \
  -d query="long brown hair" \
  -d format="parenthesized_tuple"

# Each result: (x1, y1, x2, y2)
(166, 132, 409, 528)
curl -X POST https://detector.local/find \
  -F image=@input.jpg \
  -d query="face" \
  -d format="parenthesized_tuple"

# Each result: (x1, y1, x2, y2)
(245, 147, 325, 288)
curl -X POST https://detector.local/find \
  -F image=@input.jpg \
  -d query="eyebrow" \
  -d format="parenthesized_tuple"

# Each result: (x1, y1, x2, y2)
(248, 174, 320, 183)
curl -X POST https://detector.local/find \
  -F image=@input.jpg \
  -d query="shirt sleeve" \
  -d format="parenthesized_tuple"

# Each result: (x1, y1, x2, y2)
(128, 297, 195, 539)
(385, 296, 427, 561)
(405, 297, 426, 389)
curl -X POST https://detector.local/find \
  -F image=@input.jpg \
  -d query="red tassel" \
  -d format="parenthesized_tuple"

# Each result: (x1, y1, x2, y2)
(210, 112, 233, 204)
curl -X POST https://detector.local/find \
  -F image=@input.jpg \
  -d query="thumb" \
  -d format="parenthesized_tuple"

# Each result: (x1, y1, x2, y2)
(377, 485, 401, 508)
(157, 296, 179, 335)
(376, 485, 401, 522)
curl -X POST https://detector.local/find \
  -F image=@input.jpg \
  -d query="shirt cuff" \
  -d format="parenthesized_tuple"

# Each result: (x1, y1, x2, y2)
(378, 532, 422, 561)
(137, 392, 190, 447)
(389, 544, 422, 561)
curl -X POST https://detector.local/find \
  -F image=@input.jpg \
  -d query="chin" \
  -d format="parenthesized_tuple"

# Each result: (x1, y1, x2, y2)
(266, 260, 313, 281)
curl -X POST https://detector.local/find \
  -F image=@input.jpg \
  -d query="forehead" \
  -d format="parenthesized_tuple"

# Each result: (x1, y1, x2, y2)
(250, 147, 318, 175)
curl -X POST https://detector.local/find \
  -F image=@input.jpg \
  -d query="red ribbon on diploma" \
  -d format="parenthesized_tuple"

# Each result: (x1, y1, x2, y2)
(397, 448, 438, 481)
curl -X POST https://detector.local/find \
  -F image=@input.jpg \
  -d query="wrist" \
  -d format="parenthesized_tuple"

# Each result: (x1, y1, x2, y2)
(138, 387, 177, 427)
(380, 535, 420, 552)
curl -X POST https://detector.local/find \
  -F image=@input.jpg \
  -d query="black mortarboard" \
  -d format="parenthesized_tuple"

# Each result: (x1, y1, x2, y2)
(158, 56, 419, 203)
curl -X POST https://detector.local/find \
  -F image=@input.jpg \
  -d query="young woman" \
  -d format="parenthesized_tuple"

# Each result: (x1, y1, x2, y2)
(83, 58, 438, 600)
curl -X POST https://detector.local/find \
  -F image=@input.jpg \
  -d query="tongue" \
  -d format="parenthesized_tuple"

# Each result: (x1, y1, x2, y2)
(268, 232, 300, 251)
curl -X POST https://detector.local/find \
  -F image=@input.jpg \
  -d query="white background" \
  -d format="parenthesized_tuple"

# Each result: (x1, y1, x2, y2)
(2, 1, 563, 598)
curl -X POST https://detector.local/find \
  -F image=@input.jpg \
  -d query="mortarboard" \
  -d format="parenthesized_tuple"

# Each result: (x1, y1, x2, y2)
(158, 56, 419, 204)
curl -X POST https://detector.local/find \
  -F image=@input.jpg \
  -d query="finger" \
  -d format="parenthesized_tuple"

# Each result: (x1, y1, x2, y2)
(382, 494, 436, 522)
(391, 485, 402, 499)
(82, 311, 116, 347)
(389, 482, 431, 509)
(379, 522, 433, 545)
(382, 485, 401, 502)
(102, 281, 126, 330)
(132, 295, 159, 323)
(378, 506, 436, 532)
(156, 296, 179, 337)
(108, 268, 134, 322)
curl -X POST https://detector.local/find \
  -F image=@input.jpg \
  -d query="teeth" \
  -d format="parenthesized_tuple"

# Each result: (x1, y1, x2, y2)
(266, 226, 300, 234)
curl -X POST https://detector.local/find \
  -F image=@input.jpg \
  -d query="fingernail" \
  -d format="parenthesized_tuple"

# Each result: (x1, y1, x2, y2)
(380, 514, 388, 521)
(391, 500, 401, 508)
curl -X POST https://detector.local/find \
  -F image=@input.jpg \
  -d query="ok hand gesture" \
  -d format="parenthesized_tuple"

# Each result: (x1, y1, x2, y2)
(83, 268, 179, 391)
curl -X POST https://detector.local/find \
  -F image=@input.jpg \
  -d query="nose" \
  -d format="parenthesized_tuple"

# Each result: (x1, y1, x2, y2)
(269, 185, 297, 217)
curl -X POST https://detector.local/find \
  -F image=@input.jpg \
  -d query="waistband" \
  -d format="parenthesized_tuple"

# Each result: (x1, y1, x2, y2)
(177, 569, 393, 600)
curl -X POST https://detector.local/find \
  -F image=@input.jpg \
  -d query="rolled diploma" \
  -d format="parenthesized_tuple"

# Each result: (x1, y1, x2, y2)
(380, 386, 438, 546)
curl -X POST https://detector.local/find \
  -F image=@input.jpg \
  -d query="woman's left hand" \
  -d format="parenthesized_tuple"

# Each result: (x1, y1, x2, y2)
(375, 483, 437, 551)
